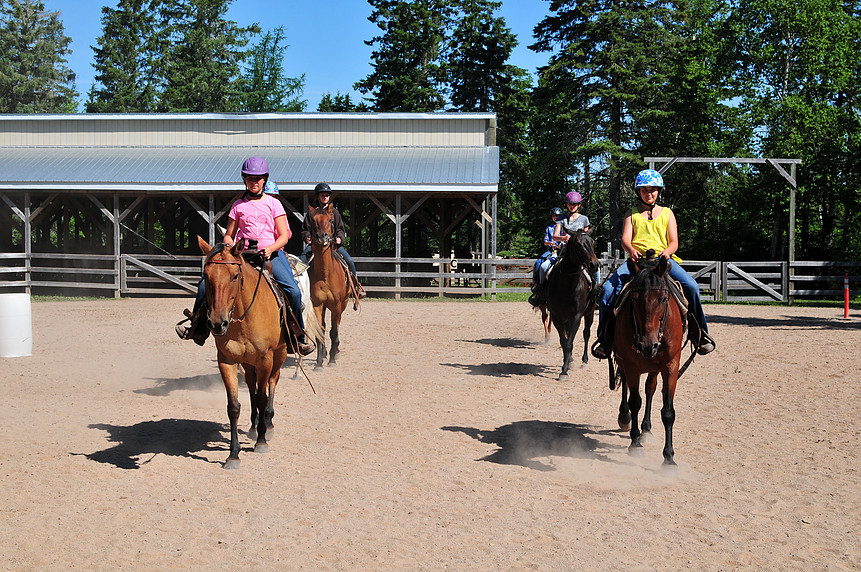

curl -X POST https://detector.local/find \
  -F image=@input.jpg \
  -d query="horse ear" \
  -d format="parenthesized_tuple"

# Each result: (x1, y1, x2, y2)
(231, 237, 245, 256)
(197, 235, 212, 255)
(656, 255, 668, 276)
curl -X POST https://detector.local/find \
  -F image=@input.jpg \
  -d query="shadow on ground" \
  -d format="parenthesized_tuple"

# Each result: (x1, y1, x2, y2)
(442, 420, 624, 471)
(78, 418, 226, 469)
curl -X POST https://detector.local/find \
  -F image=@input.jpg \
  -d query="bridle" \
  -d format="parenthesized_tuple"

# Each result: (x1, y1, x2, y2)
(205, 252, 264, 325)
(628, 275, 670, 351)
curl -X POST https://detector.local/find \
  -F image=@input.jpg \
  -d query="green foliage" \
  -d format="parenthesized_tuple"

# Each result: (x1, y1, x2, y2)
(354, 0, 452, 111)
(239, 26, 306, 112)
(0, 0, 78, 112)
(317, 92, 370, 112)
(157, 0, 258, 112)
(86, 0, 160, 112)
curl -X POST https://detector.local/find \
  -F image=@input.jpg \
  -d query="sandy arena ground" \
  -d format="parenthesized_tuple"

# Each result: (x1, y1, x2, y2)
(0, 297, 859, 571)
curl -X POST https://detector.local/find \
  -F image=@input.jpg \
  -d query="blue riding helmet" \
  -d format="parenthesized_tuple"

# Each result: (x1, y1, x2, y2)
(551, 207, 564, 217)
(264, 181, 279, 195)
(634, 169, 664, 189)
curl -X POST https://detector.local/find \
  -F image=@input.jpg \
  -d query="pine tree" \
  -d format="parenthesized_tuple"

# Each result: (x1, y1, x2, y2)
(157, 0, 258, 112)
(86, 0, 161, 112)
(354, 0, 451, 112)
(530, 0, 689, 244)
(240, 26, 306, 112)
(317, 92, 369, 112)
(0, 0, 77, 112)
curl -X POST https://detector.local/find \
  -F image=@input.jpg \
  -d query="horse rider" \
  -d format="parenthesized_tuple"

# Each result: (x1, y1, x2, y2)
(529, 206, 564, 306)
(301, 182, 366, 299)
(530, 192, 592, 307)
(176, 156, 315, 356)
(591, 169, 716, 359)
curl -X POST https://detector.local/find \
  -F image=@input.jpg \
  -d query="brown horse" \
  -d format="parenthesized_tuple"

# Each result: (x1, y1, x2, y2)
(198, 236, 303, 469)
(542, 230, 600, 380)
(612, 254, 685, 465)
(307, 203, 350, 369)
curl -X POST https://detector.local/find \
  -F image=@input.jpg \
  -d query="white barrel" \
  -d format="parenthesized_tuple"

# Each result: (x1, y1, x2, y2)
(0, 293, 33, 357)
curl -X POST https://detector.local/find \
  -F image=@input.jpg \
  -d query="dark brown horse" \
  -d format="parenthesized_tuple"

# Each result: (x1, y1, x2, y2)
(542, 230, 600, 380)
(199, 236, 317, 469)
(307, 203, 350, 369)
(612, 254, 685, 465)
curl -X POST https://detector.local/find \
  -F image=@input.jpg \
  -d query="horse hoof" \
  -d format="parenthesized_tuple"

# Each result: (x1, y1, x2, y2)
(618, 421, 631, 432)
(328, 361, 337, 367)
(314, 365, 324, 371)
(247, 429, 258, 441)
(557, 373, 569, 381)
(223, 458, 241, 470)
(254, 442, 268, 454)
(662, 458, 677, 468)
(628, 445, 645, 457)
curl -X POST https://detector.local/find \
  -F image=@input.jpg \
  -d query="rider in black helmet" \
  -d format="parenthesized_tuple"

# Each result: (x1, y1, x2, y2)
(301, 183, 366, 299)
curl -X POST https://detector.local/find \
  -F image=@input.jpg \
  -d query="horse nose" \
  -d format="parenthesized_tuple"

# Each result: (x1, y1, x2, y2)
(207, 318, 229, 336)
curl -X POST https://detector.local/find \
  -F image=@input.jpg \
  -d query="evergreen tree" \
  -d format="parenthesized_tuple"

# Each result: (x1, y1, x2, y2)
(86, 0, 161, 112)
(317, 92, 370, 112)
(0, 0, 77, 112)
(157, 0, 257, 112)
(240, 26, 306, 112)
(530, 0, 690, 244)
(354, 0, 451, 111)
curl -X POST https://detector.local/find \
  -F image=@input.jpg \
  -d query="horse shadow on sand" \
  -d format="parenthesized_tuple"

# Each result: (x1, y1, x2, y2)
(441, 361, 553, 377)
(708, 313, 860, 331)
(79, 419, 227, 470)
(442, 421, 625, 472)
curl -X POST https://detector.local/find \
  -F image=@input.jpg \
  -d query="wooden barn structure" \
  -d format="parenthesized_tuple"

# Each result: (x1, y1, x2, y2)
(0, 113, 499, 297)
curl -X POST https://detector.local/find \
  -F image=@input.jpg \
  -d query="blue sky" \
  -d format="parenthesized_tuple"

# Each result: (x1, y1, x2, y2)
(45, 0, 553, 110)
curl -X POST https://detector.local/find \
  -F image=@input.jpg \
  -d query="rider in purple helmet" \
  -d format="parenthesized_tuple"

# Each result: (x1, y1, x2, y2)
(176, 157, 314, 356)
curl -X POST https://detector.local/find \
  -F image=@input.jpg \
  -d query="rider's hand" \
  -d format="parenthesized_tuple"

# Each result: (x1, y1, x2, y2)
(335, 237, 342, 245)
(305, 236, 311, 244)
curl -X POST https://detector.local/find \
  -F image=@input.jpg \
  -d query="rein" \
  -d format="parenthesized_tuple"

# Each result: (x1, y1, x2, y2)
(207, 257, 265, 323)
(628, 281, 670, 347)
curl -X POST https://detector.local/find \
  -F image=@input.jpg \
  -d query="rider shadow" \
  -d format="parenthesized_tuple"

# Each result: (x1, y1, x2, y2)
(134, 373, 224, 396)
(463, 338, 536, 349)
(708, 313, 860, 330)
(441, 362, 552, 378)
(442, 420, 623, 472)
(79, 419, 226, 469)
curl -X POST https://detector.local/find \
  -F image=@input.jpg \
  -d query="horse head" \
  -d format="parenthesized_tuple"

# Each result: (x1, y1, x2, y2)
(201, 238, 247, 336)
(309, 204, 335, 247)
(626, 250, 670, 358)
(566, 229, 600, 275)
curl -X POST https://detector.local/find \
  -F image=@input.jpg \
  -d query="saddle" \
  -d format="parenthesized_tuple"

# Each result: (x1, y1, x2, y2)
(242, 251, 305, 341)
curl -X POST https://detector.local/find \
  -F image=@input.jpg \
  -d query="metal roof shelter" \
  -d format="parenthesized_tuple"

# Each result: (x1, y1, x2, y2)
(0, 113, 499, 296)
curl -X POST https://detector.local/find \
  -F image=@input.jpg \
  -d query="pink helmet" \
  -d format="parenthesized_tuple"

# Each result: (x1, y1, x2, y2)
(565, 191, 582, 204)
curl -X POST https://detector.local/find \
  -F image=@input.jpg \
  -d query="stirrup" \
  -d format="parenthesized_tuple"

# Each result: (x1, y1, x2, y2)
(697, 333, 716, 355)
(175, 321, 191, 340)
(591, 339, 609, 360)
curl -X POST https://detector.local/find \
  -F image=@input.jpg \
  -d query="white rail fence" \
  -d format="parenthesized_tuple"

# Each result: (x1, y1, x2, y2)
(0, 252, 858, 303)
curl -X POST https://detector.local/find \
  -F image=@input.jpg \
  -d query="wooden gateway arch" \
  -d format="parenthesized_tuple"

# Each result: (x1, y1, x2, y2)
(0, 113, 499, 298)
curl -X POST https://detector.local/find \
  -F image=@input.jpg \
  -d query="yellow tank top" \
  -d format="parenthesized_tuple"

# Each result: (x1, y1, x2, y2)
(629, 207, 682, 263)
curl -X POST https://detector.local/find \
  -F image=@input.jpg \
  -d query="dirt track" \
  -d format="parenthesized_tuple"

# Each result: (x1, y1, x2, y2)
(1, 298, 859, 570)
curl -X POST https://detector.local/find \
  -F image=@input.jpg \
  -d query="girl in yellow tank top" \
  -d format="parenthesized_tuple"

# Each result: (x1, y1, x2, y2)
(628, 206, 682, 264)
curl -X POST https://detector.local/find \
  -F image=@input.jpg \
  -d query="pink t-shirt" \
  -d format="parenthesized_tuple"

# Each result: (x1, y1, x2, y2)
(228, 194, 289, 246)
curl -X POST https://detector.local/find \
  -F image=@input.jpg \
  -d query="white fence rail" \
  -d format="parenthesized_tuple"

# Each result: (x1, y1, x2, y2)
(0, 252, 858, 302)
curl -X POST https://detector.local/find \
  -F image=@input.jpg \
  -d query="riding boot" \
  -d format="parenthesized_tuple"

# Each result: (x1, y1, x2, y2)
(282, 306, 315, 356)
(353, 273, 367, 299)
(175, 304, 210, 346)
(591, 313, 614, 360)
(698, 331, 716, 355)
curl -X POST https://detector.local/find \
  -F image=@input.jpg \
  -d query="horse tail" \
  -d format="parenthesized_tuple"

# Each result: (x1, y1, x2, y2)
(296, 270, 325, 343)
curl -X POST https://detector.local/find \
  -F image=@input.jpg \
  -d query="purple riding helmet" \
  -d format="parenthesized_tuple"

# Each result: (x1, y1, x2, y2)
(241, 156, 269, 178)
(565, 191, 583, 204)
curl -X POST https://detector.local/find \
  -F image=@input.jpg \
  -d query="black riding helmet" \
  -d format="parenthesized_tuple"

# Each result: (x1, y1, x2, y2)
(315, 182, 332, 195)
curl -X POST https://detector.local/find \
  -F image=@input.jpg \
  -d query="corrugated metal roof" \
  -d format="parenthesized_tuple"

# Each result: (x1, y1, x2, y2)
(0, 146, 498, 192)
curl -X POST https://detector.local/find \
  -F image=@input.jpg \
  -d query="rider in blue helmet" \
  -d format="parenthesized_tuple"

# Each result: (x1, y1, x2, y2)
(591, 169, 715, 359)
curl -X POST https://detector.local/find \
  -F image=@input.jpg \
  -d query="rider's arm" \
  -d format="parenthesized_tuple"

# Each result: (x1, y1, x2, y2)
(224, 218, 238, 246)
(660, 209, 679, 259)
(261, 215, 290, 258)
(552, 222, 568, 243)
(621, 210, 638, 260)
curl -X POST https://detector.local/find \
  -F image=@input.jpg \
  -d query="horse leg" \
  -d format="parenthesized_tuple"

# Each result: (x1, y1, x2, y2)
(219, 361, 242, 469)
(618, 374, 631, 431)
(327, 308, 343, 366)
(555, 318, 573, 380)
(661, 368, 678, 466)
(642, 371, 658, 437)
(314, 306, 327, 370)
(243, 364, 259, 442)
(252, 356, 275, 454)
(624, 368, 644, 453)
(541, 305, 552, 342)
(581, 301, 595, 365)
